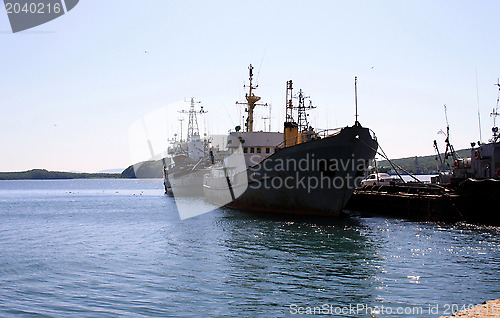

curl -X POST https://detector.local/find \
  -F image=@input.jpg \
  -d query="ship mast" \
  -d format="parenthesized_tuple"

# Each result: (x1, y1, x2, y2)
(236, 64, 267, 132)
(177, 117, 184, 142)
(178, 97, 207, 139)
(294, 89, 315, 132)
(443, 104, 457, 162)
(355, 76, 359, 124)
(285, 80, 294, 123)
(491, 81, 500, 143)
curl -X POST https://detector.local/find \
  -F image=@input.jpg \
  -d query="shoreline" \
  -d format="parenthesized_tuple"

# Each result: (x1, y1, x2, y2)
(0, 169, 122, 180)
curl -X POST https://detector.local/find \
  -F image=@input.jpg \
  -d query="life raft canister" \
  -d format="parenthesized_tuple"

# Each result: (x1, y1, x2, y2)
(474, 150, 480, 159)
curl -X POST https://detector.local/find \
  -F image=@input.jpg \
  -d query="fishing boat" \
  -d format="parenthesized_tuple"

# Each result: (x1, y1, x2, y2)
(348, 82, 500, 224)
(203, 65, 378, 216)
(446, 82, 500, 223)
(163, 98, 211, 197)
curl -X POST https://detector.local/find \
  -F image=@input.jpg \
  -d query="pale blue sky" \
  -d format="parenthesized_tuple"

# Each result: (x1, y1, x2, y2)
(1, 0, 499, 172)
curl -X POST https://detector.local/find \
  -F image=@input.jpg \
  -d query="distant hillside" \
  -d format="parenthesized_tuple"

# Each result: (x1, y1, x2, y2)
(119, 150, 474, 178)
(377, 148, 472, 174)
(99, 168, 125, 174)
(0, 169, 121, 180)
(0, 159, 170, 180)
(4, 149, 469, 180)
(120, 158, 169, 179)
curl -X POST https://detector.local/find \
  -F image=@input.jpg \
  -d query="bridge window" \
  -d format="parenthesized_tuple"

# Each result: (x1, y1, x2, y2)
(266, 147, 270, 153)
(256, 147, 261, 153)
(243, 147, 248, 153)
(250, 147, 255, 153)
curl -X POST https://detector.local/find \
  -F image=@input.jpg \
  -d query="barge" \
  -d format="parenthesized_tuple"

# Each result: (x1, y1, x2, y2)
(347, 83, 500, 225)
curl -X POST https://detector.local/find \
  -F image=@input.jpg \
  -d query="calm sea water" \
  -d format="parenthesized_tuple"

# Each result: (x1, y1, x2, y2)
(0, 179, 499, 317)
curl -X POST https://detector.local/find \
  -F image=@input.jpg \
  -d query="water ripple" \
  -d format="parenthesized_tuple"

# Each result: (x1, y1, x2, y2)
(0, 180, 499, 317)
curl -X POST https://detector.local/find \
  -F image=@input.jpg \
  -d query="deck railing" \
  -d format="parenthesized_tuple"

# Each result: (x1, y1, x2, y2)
(275, 127, 343, 149)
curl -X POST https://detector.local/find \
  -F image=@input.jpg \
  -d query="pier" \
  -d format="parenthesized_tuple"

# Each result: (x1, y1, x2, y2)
(346, 178, 500, 225)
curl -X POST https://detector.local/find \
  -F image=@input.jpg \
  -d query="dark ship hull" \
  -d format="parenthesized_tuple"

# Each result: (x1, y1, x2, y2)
(452, 178, 500, 224)
(347, 178, 500, 225)
(346, 183, 461, 222)
(204, 124, 378, 216)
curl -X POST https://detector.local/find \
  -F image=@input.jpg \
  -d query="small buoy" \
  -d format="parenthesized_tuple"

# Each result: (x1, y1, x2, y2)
(474, 150, 480, 159)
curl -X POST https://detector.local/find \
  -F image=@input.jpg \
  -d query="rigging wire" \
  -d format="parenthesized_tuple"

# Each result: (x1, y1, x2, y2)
(360, 136, 423, 184)
(255, 46, 267, 85)
(475, 68, 483, 143)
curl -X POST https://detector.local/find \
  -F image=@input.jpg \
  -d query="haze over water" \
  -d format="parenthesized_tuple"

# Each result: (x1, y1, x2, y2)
(0, 179, 499, 317)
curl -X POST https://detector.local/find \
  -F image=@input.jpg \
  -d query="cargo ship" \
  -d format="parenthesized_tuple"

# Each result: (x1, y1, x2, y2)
(203, 65, 378, 216)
